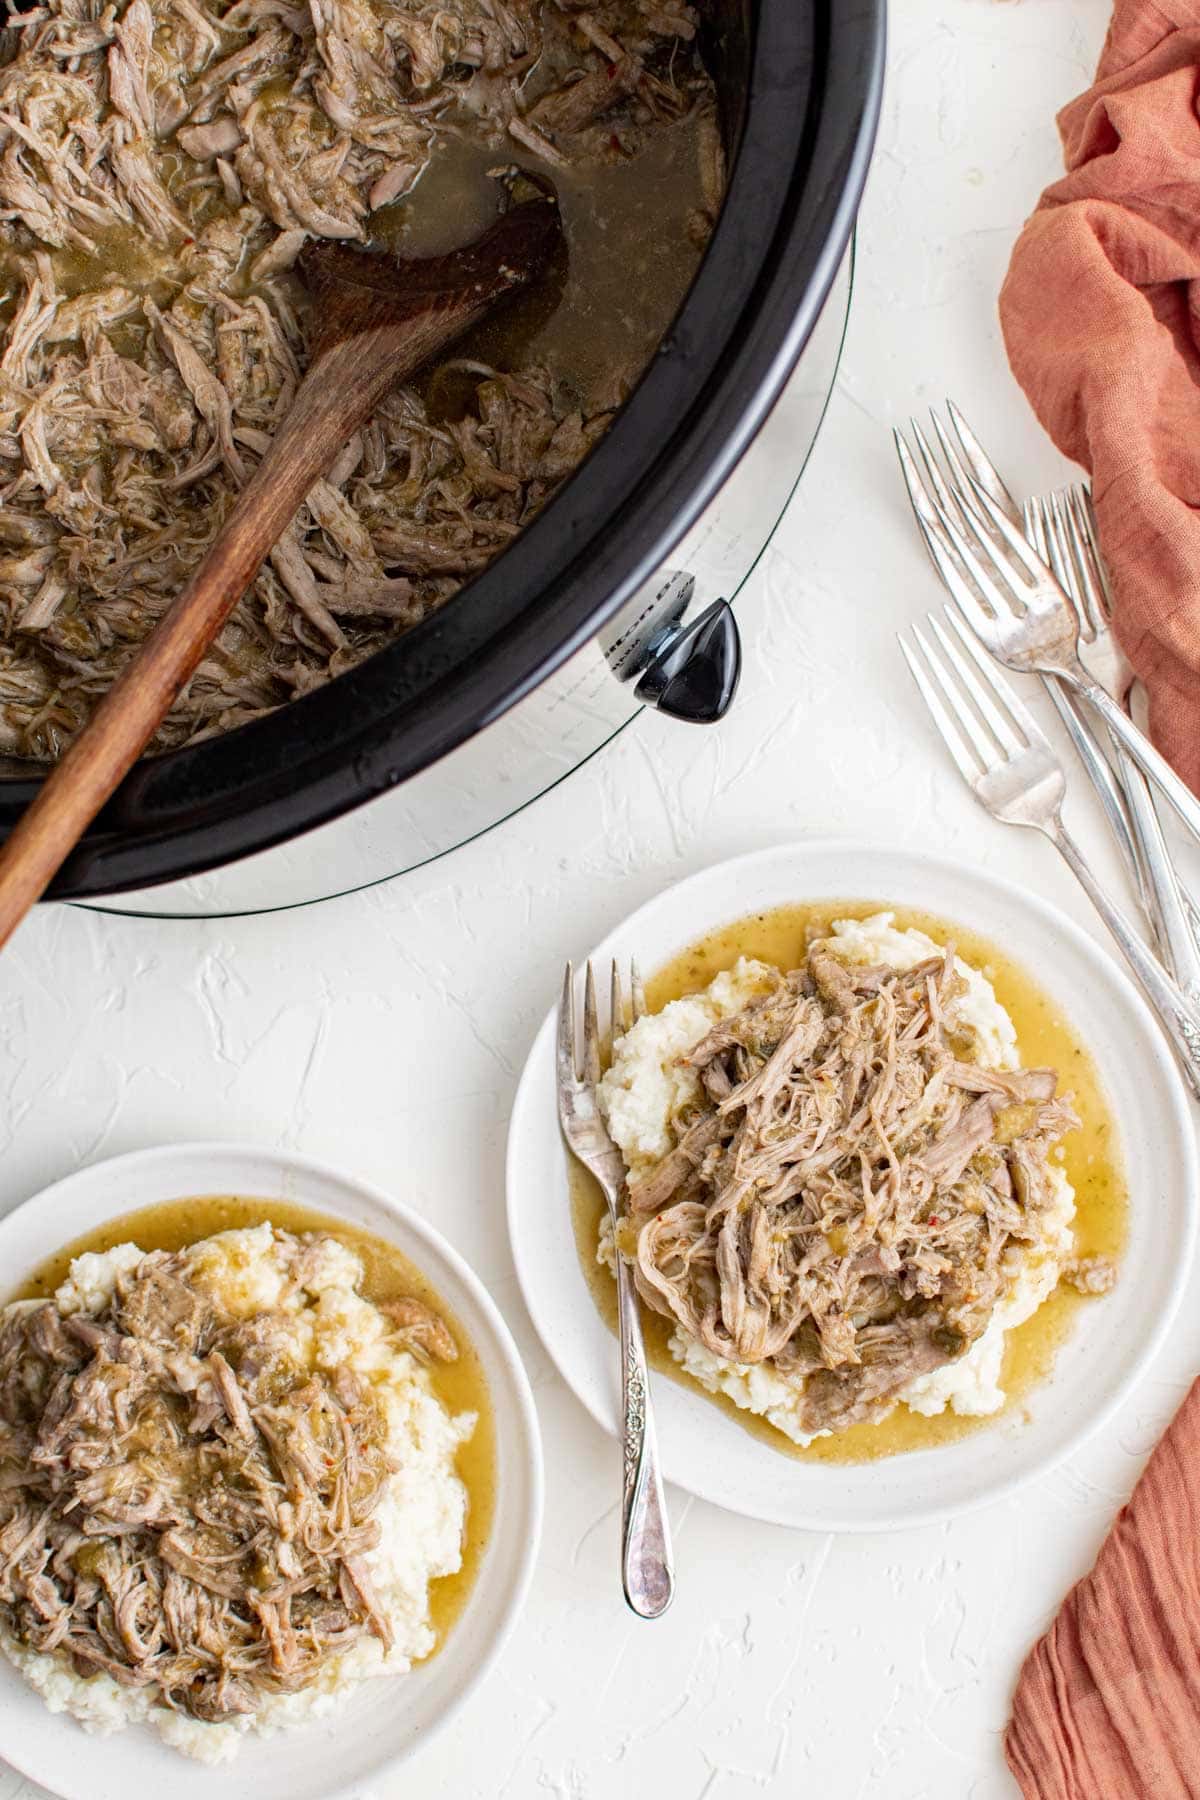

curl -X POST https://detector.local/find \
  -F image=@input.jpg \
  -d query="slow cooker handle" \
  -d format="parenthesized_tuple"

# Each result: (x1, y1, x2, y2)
(634, 599, 741, 725)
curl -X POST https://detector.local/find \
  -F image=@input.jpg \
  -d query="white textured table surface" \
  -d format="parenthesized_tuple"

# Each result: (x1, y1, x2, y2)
(4, 4, 1197, 1797)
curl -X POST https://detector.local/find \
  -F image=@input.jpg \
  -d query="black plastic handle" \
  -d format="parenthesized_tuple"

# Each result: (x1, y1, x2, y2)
(634, 599, 741, 724)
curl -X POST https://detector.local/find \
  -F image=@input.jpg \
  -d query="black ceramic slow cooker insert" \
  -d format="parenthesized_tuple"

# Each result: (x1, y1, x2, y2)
(1, 0, 887, 898)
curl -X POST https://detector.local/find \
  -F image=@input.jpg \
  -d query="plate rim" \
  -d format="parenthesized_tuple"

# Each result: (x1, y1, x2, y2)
(0, 1140, 544, 1800)
(505, 837, 1199, 1531)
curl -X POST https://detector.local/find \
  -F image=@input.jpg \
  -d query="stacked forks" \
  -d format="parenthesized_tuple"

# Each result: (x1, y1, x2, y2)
(1024, 486, 1200, 1003)
(894, 406, 1200, 1097)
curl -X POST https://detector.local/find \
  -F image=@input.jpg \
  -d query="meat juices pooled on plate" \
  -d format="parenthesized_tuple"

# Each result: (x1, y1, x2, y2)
(599, 915, 1114, 1447)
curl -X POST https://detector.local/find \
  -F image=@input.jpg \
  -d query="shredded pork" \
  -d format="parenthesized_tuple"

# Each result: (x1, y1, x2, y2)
(621, 943, 1085, 1435)
(0, 1231, 457, 1721)
(0, 0, 719, 755)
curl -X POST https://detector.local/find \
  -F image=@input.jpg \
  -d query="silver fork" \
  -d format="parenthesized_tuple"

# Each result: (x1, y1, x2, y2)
(1065, 486, 1200, 955)
(1028, 486, 1200, 1002)
(898, 417, 1148, 920)
(900, 610, 1200, 1097)
(895, 411, 1200, 848)
(901, 410, 1200, 965)
(1022, 489, 1149, 911)
(557, 959, 674, 1619)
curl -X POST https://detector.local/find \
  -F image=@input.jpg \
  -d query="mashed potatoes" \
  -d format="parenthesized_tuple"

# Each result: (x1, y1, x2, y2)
(2, 1226, 474, 1764)
(597, 914, 1075, 1446)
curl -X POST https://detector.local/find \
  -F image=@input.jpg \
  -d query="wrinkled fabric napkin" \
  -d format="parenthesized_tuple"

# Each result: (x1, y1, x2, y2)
(999, 0, 1200, 795)
(1006, 1375, 1200, 1797)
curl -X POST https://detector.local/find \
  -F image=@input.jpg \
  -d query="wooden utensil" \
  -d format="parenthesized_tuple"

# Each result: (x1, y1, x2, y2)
(0, 174, 562, 943)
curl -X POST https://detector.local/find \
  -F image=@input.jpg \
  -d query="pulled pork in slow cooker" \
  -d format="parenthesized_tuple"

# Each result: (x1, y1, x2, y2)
(0, 1235, 455, 1720)
(0, 0, 722, 756)
(625, 944, 1081, 1436)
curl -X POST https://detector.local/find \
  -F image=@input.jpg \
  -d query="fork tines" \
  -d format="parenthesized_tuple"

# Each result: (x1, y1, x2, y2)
(893, 405, 1082, 668)
(610, 959, 646, 1040)
(899, 607, 1052, 792)
(558, 958, 645, 1096)
(1024, 486, 1108, 643)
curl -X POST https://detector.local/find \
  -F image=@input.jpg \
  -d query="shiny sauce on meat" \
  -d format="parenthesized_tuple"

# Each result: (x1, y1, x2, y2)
(570, 900, 1128, 1464)
(0, 100, 712, 417)
(15, 1195, 495, 1655)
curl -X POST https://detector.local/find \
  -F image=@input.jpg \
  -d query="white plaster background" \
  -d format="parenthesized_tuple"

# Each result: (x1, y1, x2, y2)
(2, 2, 1195, 1796)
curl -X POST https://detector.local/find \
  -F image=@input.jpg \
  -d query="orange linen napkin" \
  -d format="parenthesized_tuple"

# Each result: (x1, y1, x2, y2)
(1006, 1375, 1200, 1797)
(999, 0, 1200, 796)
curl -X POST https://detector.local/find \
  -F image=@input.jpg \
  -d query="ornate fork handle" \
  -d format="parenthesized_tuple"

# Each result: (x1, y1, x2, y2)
(613, 1238, 674, 1618)
(557, 958, 675, 1617)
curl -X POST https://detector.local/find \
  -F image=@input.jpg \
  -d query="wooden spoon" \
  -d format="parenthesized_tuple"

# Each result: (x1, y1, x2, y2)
(0, 174, 562, 942)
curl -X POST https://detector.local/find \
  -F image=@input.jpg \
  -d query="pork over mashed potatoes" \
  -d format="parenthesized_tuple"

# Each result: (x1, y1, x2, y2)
(598, 914, 1111, 1448)
(0, 1225, 474, 1762)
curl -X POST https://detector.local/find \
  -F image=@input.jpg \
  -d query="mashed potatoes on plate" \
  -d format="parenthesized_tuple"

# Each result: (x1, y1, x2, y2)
(597, 914, 1077, 1448)
(0, 1226, 474, 1764)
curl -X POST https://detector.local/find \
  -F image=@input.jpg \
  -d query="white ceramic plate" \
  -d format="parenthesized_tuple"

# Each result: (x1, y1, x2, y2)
(0, 1143, 542, 1800)
(506, 841, 1198, 1531)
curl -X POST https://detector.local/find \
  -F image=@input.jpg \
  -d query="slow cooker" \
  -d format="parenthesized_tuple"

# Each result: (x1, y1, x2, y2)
(5, 0, 887, 911)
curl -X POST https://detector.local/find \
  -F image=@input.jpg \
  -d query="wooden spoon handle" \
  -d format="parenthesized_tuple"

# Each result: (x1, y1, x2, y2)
(0, 327, 423, 942)
(0, 184, 561, 942)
